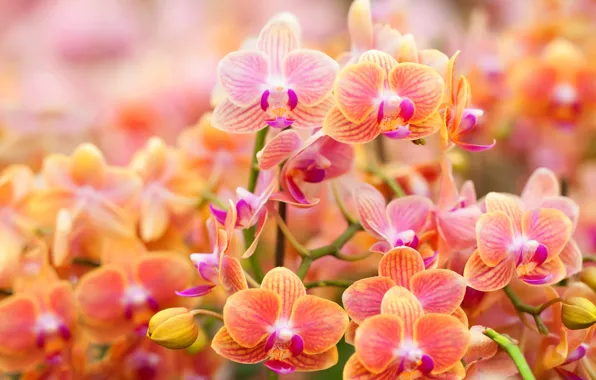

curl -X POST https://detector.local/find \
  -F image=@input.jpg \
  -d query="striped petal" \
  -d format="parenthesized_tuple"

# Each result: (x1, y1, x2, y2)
(408, 111, 444, 139)
(220, 256, 249, 294)
(380, 286, 424, 336)
(0, 295, 38, 353)
(348, 0, 374, 52)
(353, 183, 389, 240)
(378, 246, 424, 288)
(290, 295, 348, 354)
(522, 209, 572, 260)
(359, 50, 398, 75)
(464, 325, 498, 365)
(211, 327, 269, 364)
(451, 307, 469, 328)
(48, 281, 76, 326)
(212, 99, 267, 133)
(323, 106, 381, 144)
(388, 63, 445, 123)
(242, 210, 268, 258)
(386, 195, 432, 235)
(136, 254, 193, 305)
(342, 277, 396, 324)
(257, 130, 303, 170)
(335, 62, 384, 123)
(284, 347, 339, 372)
(345, 321, 359, 345)
(540, 196, 579, 230)
(519, 257, 566, 286)
(261, 267, 306, 319)
(223, 288, 281, 348)
(437, 206, 482, 251)
(76, 266, 127, 325)
(344, 353, 401, 380)
(217, 51, 269, 107)
(290, 96, 335, 129)
(258, 15, 300, 75)
(464, 250, 515, 292)
(484, 193, 524, 233)
(284, 49, 338, 106)
(521, 167, 560, 206)
(355, 314, 403, 374)
(558, 239, 582, 277)
(414, 314, 470, 374)
(140, 193, 168, 242)
(476, 212, 515, 267)
(410, 269, 466, 314)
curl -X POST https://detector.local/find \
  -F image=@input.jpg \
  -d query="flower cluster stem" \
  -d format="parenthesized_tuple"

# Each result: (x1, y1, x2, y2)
(503, 286, 562, 336)
(190, 309, 224, 321)
(274, 202, 288, 267)
(363, 166, 406, 197)
(304, 280, 354, 289)
(483, 328, 536, 380)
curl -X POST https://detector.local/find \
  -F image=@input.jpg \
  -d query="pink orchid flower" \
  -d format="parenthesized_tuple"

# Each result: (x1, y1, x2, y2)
(323, 50, 444, 144)
(213, 13, 338, 133)
(258, 130, 354, 206)
(211, 267, 348, 374)
(464, 192, 573, 291)
(177, 208, 248, 298)
(353, 182, 433, 253)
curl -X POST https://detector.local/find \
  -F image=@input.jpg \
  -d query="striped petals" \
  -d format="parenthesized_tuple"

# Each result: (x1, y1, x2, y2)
(522, 209, 572, 260)
(218, 51, 269, 106)
(437, 206, 482, 251)
(378, 246, 424, 288)
(540, 196, 579, 230)
(355, 314, 403, 373)
(347, 0, 374, 52)
(464, 250, 515, 292)
(323, 106, 381, 144)
(76, 266, 127, 325)
(284, 49, 339, 106)
(258, 130, 303, 170)
(335, 62, 384, 123)
(484, 193, 524, 232)
(410, 269, 466, 314)
(212, 99, 268, 133)
(285, 347, 339, 372)
(342, 277, 396, 324)
(476, 212, 514, 267)
(242, 210, 268, 258)
(211, 327, 269, 364)
(386, 195, 432, 234)
(290, 295, 348, 354)
(135, 254, 193, 305)
(261, 267, 306, 319)
(359, 50, 398, 74)
(388, 63, 445, 123)
(290, 96, 335, 129)
(519, 257, 566, 286)
(353, 183, 389, 240)
(220, 256, 249, 294)
(521, 167, 560, 205)
(223, 288, 281, 348)
(380, 286, 424, 336)
(0, 295, 38, 353)
(258, 16, 300, 75)
(344, 354, 401, 380)
(414, 314, 470, 374)
(558, 239, 583, 277)
(408, 111, 444, 139)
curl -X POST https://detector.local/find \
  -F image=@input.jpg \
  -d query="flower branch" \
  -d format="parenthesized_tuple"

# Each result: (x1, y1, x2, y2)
(304, 280, 354, 289)
(503, 286, 562, 336)
(483, 327, 536, 380)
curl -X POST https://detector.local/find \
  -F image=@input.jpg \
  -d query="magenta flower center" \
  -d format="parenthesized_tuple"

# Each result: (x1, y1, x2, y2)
(261, 87, 298, 128)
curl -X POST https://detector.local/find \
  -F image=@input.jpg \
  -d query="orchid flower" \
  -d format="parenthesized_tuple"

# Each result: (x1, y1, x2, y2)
(75, 252, 193, 342)
(324, 49, 445, 144)
(464, 192, 573, 291)
(343, 284, 470, 379)
(213, 13, 338, 133)
(130, 137, 204, 242)
(211, 267, 348, 374)
(353, 182, 432, 253)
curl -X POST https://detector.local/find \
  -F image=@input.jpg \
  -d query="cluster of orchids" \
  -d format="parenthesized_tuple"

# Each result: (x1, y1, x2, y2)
(0, 1, 595, 380)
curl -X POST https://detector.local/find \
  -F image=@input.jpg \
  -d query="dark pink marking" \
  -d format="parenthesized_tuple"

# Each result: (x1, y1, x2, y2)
(289, 334, 304, 357)
(260, 90, 270, 111)
(377, 101, 385, 123)
(531, 244, 548, 267)
(175, 284, 216, 297)
(287, 89, 298, 110)
(422, 250, 438, 269)
(209, 204, 228, 226)
(418, 354, 434, 375)
(398, 98, 415, 122)
(265, 359, 296, 374)
(265, 331, 277, 351)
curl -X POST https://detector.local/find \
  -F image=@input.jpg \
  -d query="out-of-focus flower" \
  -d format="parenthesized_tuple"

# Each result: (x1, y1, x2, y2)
(353, 182, 432, 253)
(580, 267, 596, 293)
(323, 50, 444, 143)
(211, 267, 348, 374)
(562, 297, 596, 330)
(146, 307, 199, 349)
(213, 14, 338, 133)
(463, 325, 519, 379)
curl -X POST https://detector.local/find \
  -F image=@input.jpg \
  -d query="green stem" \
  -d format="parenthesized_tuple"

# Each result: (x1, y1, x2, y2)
(304, 280, 354, 289)
(503, 286, 562, 336)
(267, 370, 278, 380)
(364, 166, 406, 198)
(274, 202, 287, 267)
(244, 227, 263, 282)
(296, 257, 313, 280)
(272, 208, 310, 257)
(483, 328, 536, 380)
(331, 180, 357, 224)
(583, 255, 596, 263)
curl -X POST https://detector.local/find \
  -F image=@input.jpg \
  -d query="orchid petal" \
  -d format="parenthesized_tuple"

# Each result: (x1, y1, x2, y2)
(558, 239, 582, 277)
(211, 327, 269, 364)
(380, 286, 424, 336)
(48, 281, 76, 326)
(464, 325, 498, 365)
(323, 106, 381, 144)
(258, 130, 303, 170)
(335, 62, 384, 123)
(136, 254, 193, 305)
(437, 206, 482, 251)
(464, 250, 515, 292)
(175, 284, 216, 297)
(355, 314, 403, 374)
(265, 360, 295, 374)
(290, 95, 335, 129)
(519, 257, 566, 286)
(348, 0, 374, 52)
(242, 210, 268, 258)
(345, 321, 358, 345)
(140, 194, 169, 242)
(408, 111, 444, 139)
(344, 354, 401, 380)
(358, 50, 398, 75)
(218, 51, 269, 107)
(284, 347, 339, 371)
(378, 247, 424, 288)
(484, 193, 524, 233)
(386, 195, 432, 235)
(540, 196, 579, 231)
(212, 99, 267, 133)
(69, 144, 107, 187)
(261, 267, 306, 319)
(522, 209, 572, 261)
(476, 211, 515, 267)
(76, 266, 127, 325)
(220, 256, 249, 294)
(353, 183, 389, 240)
(451, 307, 469, 328)
(284, 50, 339, 106)
(257, 16, 299, 76)
(410, 269, 466, 314)
(0, 295, 38, 353)
(342, 277, 395, 324)
(454, 139, 497, 152)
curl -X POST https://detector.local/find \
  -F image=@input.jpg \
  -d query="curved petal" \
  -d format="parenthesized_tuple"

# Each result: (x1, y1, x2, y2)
(48, 281, 76, 327)
(437, 206, 482, 251)
(218, 51, 269, 107)
(290, 96, 335, 129)
(353, 183, 389, 240)
(75, 266, 127, 325)
(476, 212, 515, 267)
(323, 106, 381, 144)
(386, 195, 432, 234)
(521, 167, 560, 206)
(0, 295, 38, 353)
(464, 250, 515, 292)
(318, 137, 355, 179)
(140, 195, 169, 242)
(519, 257, 566, 286)
(290, 295, 349, 355)
(378, 246, 424, 288)
(410, 269, 466, 314)
(135, 254, 193, 305)
(242, 209, 268, 258)
(388, 63, 445, 123)
(212, 99, 267, 133)
(258, 130, 303, 170)
(453, 139, 496, 152)
(484, 193, 523, 232)
(211, 327, 269, 364)
(380, 286, 424, 336)
(223, 288, 281, 348)
(522, 209, 572, 260)
(284, 49, 339, 106)
(451, 307, 469, 328)
(540, 196, 579, 230)
(257, 15, 300, 75)
(464, 325, 498, 365)
(344, 353, 401, 380)
(345, 321, 358, 345)
(359, 50, 398, 74)
(284, 347, 339, 372)
(347, 0, 373, 51)
(261, 267, 306, 319)
(220, 256, 249, 294)
(414, 314, 470, 374)
(558, 239, 582, 277)
(355, 314, 403, 374)
(335, 62, 384, 123)
(342, 277, 396, 324)
(175, 284, 216, 297)
(408, 111, 444, 139)
(70, 144, 107, 187)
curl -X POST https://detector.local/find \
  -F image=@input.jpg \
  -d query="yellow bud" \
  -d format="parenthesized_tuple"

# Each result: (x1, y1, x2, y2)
(580, 267, 596, 292)
(562, 297, 596, 330)
(185, 326, 208, 354)
(147, 308, 199, 349)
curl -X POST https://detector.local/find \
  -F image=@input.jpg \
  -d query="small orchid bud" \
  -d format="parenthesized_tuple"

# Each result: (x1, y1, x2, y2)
(580, 267, 596, 293)
(185, 326, 208, 354)
(147, 308, 199, 349)
(562, 297, 596, 330)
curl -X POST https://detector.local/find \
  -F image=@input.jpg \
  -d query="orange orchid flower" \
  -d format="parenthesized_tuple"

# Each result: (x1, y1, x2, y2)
(211, 267, 348, 374)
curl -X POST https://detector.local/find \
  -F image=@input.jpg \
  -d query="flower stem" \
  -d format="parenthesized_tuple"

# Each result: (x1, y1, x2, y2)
(583, 255, 596, 262)
(190, 309, 224, 321)
(483, 328, 536, 380)
(331, 180, 357, 224)
(244, 271, 261, 288)
(363, 166, 406, 198)
(267, 370, 278, 380)
(304, 280, 354, 289)
(503, 286, 562, 336)
(274, 202, 288, 267)
(271, 208, 310, 257)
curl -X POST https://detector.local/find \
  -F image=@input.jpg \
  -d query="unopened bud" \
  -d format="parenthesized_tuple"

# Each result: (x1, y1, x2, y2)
(147, 308, 198, 349)
(580, 267, 596, 292)
(562, 297, 596, 330)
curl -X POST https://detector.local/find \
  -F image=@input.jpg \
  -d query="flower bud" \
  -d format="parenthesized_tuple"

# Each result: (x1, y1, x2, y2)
(185, 327, 208, 354)
(147, 308, 198, 349)
(562, 297, 596, 330)
(580, 267, 596, 292)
